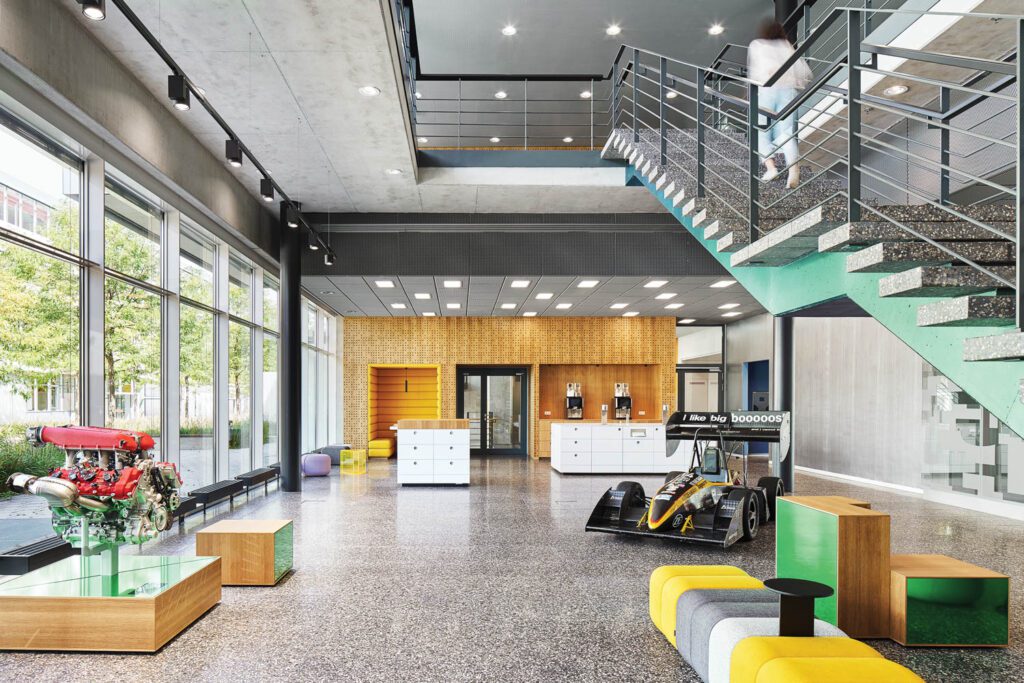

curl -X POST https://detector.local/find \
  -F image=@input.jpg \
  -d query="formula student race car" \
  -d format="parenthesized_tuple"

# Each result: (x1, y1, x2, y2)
(585, 411, 789, 548)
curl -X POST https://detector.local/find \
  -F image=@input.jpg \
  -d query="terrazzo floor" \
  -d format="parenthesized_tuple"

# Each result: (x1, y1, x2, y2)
(2, 457, 1023, 682)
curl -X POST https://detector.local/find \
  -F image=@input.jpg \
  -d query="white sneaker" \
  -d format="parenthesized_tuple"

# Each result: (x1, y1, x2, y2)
(787, 167, 801, 189)
(761, 168, 779, 182)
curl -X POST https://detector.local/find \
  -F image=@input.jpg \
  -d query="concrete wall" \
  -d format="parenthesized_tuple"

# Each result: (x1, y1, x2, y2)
(793, 317, 925, 488)
(0, 0, 277, 264)
(724, 314, 774, 411)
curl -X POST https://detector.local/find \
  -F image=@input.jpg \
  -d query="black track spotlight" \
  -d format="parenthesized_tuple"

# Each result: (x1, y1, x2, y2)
(260, 178, 275, 203)
(79, 0, 106, 20)
(168, 74, 190, 111)
(225, 139, 243, 168)
(308, 234, 320, 251)
(286, 205, 300, 228)
(324, 250, 336, 266)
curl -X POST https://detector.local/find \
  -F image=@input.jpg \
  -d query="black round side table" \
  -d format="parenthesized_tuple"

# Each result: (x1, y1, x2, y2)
(763, 578, 835, 637)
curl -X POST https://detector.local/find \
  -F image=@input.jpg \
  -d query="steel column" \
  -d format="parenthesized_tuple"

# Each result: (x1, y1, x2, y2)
(523, 78, 528, 150)
(748, 83, 760, 242)
(772, 316, 795, 492)
(279, 203, 302, 492)
(632, 48, 640, 142)
(590, 78, 595, 150)
(848, 10, 863, 222)
(939, 86, 950, 205)
(697, 68, 706, 197)
(659, 57, 667, 166)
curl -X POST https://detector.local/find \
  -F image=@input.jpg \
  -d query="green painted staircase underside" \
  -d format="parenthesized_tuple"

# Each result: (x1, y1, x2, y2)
(626, 166, 1024, 437)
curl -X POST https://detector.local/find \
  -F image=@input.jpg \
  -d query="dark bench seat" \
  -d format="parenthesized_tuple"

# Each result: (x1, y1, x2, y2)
(189, 479, 244, 506)
(236, 466, 279, 492)
(0, 536, 77, 575)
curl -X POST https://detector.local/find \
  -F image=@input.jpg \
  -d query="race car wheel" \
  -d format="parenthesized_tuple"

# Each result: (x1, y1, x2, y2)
(663, 471, 684, 485)
(740, 491, 759, 541)
(613, 481, 646, 517)
(757, 476, 785, 519)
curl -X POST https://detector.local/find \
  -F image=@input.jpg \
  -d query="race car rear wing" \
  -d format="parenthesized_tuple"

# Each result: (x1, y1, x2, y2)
(665, 411, 791, 477)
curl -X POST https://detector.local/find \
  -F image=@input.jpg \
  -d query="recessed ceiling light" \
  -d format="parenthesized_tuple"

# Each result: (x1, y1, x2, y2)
(415, 91, 423, 99)
(563, 137, 574, 143)
(358, 85, 381, 97)
(577, 280, 600, 288)
(446, 302, 461, 309)
(535, 292, 553, 300)
(510, 280, 531, 288)
(580, 90, 592, 99)
(708, 24, 724, 36)
(722, 311, 742, 317)
(417, 137, 429, 143)
(443, 280, 462, 288)
(375, 280, 395, 288)
(623, 311, 639, 317)
(665, 303, 684, 310)
(883, 84, 910, 97)
(718, 303, 740, 309)
(606, 24, 622, 36)
(655, 293, 677, 300)
(555, 303, 572, 309)
(490, 136, 501, 143)
(710, 279, 736, 288)
(644, 280, 668, 288)
(385, 168, 403, 175)
(666, 90, 678, 99)
(414, 293, 431, 300)
(679, 318, 696, 324)
(422, 311, 435, 317)
(500, 303, 517, 310)
(494, 90, 508, 99)
(502, 24, 517, 36)
(391, 303, 407, 309)
(610, 303, 629, 309)
(523, 311, 537, 317)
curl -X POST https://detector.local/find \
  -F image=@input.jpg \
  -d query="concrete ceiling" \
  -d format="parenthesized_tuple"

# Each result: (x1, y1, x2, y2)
(303, 274, 765, 322)
(61, 0, 669, 213)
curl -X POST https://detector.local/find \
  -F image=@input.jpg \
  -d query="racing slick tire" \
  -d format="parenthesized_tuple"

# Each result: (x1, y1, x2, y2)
(663, 470, 684, 485)
(613, 481, 647, 519)
(737, 490, 759, 542)
(757, 476, 785, 519)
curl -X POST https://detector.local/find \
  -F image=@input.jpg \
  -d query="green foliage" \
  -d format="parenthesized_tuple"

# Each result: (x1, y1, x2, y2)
(0, 428, 64, 499)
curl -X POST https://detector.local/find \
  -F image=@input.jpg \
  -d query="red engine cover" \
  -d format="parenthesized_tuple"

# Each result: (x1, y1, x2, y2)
(37, 425, 155, 453)
(50, 466, 142, 499)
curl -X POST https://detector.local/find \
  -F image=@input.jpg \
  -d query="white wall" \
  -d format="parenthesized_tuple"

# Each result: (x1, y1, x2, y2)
(724, 314, 774, 410)
(677, 326, 723, 363)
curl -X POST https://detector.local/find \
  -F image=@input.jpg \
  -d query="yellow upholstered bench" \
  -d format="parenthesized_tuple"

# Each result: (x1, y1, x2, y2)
(729, 637, 882, 683)
(753, 657, 925, 682)
(649, 566, 750, 625)
(657, 574, 764, 646)
(368, 438, 395, 458)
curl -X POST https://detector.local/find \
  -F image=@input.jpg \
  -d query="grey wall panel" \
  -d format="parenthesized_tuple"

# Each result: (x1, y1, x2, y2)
(793, 317, 925, 488)
(724, 314, 774, 410)
(333, 232, 402, 274)
(540, 232, 617, 275)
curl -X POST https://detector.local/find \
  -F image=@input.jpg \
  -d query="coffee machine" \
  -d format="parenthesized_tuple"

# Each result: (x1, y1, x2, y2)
(565, 383, 583, 419)
(613, 383, 632, 420)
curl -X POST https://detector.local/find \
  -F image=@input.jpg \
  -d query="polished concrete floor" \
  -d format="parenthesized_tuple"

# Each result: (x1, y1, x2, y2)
(1, 457, 1023, 682)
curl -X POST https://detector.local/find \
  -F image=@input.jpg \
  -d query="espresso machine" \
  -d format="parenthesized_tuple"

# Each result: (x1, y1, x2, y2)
(613, 383, 632, 420)
(565, 383, 583, 419)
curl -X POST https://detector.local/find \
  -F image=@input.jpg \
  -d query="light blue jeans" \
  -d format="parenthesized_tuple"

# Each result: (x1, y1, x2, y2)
(758, 87, 799, 169)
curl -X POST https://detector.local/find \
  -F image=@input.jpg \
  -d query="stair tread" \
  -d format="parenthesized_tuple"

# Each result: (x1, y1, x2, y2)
(879, 265, 1014, 297)
(964, 330, 1024, 361)
(819, 221, 1016, 252)
(729, 205, 845, 267)
(918, 295, 1015, 327)
(847, 241, 1014, 274)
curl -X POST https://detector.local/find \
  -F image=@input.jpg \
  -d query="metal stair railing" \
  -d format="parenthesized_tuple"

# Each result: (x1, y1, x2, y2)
(610, 7, 1021, 326)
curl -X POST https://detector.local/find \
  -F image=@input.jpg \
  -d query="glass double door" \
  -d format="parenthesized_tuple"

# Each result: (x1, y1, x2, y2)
(457, 367, 529, 456)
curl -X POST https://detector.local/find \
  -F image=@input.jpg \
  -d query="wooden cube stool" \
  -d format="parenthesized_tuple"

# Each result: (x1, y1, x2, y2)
(196, 519, 293, 586)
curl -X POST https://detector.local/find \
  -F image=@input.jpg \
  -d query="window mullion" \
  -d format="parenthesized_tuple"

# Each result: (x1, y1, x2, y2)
(162, 210, 180, 464)
(214, 242, 230, 480)
(82, 155, 105, 427)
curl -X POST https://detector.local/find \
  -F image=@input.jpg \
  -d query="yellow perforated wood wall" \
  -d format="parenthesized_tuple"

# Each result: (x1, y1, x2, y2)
(367, 365, 441, 443)
(344, 317, 678, 457)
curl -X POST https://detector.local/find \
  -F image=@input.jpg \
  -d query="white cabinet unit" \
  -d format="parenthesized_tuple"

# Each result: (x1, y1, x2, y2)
(396, 421, 471, 485)
(550, 422, 688, 474)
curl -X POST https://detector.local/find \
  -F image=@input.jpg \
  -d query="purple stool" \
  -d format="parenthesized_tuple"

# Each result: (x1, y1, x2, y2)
(301, 452, 331, 477)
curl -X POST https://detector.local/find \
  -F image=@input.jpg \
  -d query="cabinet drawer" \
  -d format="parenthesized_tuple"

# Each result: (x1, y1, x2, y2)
(557, 423, 592, 438)
(623, 438, 655, 454)
(560, 451, 591, 471)
(626, 425, 662, 440)
(398, 475, 434, 485)
(560, 436, 591, 451)
(434, 458, 470, 477)
(398, 429, 434, 445)
(397, 458, 433, 477)
(592, 425, 625, 440)
(591, 451, 622, 472)
(434, 429, 470, 447)
(622, 450, 654, 472)
(434, 443, 468, 459)
(591, 438, 622, 454)
(399, 443, 433, 459)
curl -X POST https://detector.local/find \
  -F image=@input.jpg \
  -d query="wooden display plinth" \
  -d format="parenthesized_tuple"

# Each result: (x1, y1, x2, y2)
(0, 555, 221, 652)
(196, 519, 293, 585)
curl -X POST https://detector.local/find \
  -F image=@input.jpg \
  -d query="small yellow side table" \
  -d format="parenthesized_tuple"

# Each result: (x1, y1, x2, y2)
(339, 449, 367, 475)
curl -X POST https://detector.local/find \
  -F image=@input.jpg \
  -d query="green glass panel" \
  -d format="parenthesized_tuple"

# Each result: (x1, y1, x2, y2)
(775, 498, 839, 625)
(905, 577, 1008, 645)
(0, 555, 218, 598)
(273, 522, 294, 582)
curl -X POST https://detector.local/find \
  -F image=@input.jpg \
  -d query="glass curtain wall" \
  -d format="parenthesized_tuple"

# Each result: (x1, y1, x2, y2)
(300, 298, 339, 453)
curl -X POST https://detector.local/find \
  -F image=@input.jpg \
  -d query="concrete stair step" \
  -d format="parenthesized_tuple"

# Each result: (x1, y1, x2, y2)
(846, 241, 1014, 274)
(819, 221, 1016, 253)
(917, 295, 1015, 327)
(878, 265, 1014, 297)
(729, 204, 845, 267)
(963, 330, 1024, 361)
(860, 203, 1016, 225)
(716, 230, 751, 253)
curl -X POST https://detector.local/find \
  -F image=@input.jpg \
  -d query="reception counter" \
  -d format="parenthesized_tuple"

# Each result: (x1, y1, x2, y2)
(550, 422, 689, 474)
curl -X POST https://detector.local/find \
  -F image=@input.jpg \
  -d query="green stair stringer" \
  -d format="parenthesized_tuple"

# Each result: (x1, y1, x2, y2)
(627, 166, 1024, 437)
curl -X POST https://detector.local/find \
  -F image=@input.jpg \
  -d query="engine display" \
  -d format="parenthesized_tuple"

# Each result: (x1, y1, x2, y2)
(6, 425, 182, 547)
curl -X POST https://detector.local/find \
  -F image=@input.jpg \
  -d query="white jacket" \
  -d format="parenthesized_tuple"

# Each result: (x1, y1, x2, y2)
(747, 38, 813, 89)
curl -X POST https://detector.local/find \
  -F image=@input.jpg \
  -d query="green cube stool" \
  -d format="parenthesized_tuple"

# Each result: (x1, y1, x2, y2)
(890, 554, 1008, 647)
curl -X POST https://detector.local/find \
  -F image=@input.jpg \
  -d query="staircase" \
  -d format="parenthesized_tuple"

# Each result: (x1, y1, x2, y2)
(602, 7, 1023, 434)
